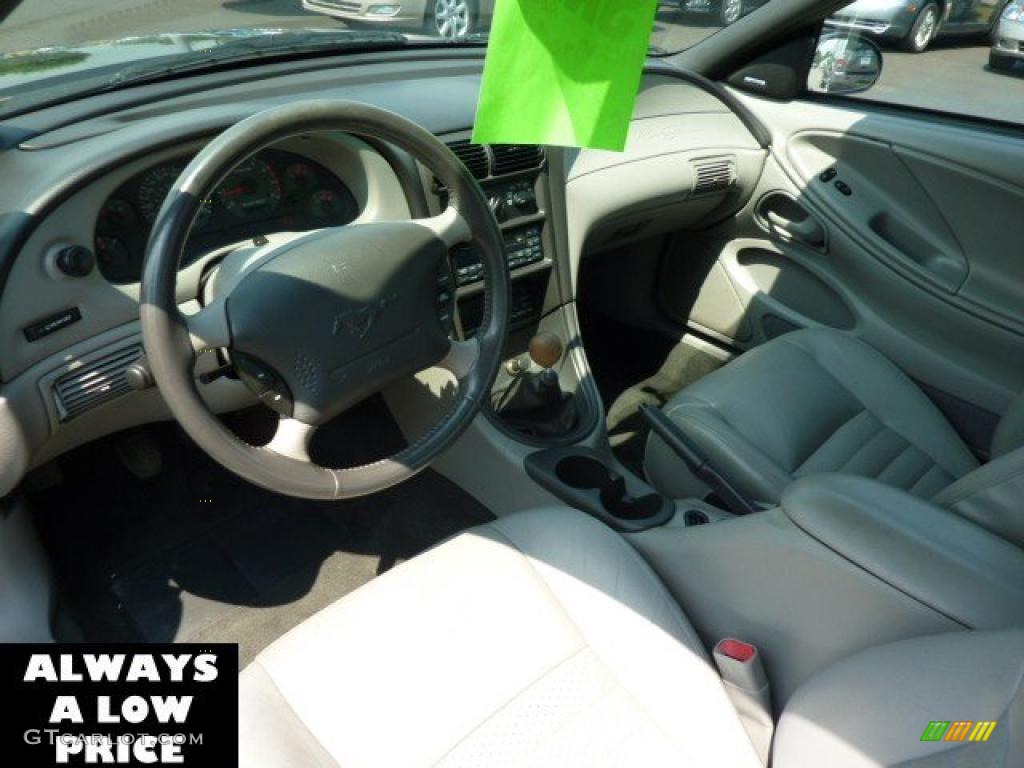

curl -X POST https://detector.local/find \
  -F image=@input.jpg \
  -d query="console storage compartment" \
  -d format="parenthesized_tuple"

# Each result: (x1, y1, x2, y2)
(781, 475, 1024, 628)
(627, 474, 1024, 706)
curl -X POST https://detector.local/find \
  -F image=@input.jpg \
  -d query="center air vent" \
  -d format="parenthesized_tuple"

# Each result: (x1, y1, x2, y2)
(446, 140, 490, 180)
(692, 158, 737, 197)
(53, 345, 143, 421)
(492, 144, 545, 176)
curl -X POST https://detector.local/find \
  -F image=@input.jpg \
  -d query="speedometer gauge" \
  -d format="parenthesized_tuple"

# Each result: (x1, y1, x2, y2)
(138, 166, 183, 222)
(218, 158, 282, 220)
(137, 165, 212, 229)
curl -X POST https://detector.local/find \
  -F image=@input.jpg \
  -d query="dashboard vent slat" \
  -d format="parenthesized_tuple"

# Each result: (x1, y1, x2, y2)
(492, 145, 545, 176)
(53, 345, 142, 421)
(692, 158, 737, 197)
(446, 140, 490, 180)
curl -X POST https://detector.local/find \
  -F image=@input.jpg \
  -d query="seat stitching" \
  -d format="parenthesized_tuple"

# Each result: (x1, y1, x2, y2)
(777, 335, 969, 477)
(837, 424, 905, 475)
(508, 674, 645, 767)
(793, 409, 873, 475)
(481, 523, 713, 758)
(875, 442, 922, 486)
(895, 452, 935, 495)
(908, 464, 947, 497)
(665, 407, 791, 498)
(485, 521, 702, 653)
(430, 646, 595, 767)
(247, 660, 342, 768)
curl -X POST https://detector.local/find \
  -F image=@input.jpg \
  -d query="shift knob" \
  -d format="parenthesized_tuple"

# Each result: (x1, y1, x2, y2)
(528, 332, 563, 369)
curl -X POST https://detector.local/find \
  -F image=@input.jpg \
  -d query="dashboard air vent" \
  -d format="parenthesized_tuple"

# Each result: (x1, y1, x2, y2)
(692, 158, 737, 197)
(53, 345, 143, 422)
(492, 144, 545, 176)
(446, 140, 490, 180)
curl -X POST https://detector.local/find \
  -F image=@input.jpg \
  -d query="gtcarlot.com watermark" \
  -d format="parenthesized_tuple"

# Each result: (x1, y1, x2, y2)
(25, 731, 204, 763)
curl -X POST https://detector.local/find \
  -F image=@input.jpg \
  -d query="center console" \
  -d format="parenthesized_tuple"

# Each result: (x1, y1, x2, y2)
(623, 474, 1024, 706)
(434, 139, 596, 444)
(435, 142, 555, 342)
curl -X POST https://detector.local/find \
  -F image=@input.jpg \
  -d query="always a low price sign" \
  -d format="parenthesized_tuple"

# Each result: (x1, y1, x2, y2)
(1, 644, 238, 766)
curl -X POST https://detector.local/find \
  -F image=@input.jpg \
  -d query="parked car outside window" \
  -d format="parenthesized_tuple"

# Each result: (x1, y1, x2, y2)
(991, 0, 1024, 70)
(829, 0, 1008, 53)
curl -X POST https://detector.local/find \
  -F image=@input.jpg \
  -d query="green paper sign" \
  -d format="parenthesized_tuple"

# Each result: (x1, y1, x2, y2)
(472, 0, 658, 152)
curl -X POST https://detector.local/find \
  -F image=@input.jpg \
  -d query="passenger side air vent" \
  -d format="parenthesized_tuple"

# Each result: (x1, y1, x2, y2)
(53, 345, 143, 421)
(492, 144, 545, 176)
(446, 140, 490, 180)
(692, 158, 737, 197)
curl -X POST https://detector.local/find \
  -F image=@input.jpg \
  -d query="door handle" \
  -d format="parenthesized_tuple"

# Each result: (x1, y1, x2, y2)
(766, 210, 826, 247)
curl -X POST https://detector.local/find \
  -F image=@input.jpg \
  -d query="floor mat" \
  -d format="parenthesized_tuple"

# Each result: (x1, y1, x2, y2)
(30, 397, 494, 667)
(606, 340, 726, 476)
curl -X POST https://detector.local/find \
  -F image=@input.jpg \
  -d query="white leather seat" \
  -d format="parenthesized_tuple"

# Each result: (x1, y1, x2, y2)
(239, 507, 1024, 767)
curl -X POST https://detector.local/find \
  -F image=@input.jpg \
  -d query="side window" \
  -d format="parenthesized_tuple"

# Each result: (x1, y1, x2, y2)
(807, 0, 1024, 125)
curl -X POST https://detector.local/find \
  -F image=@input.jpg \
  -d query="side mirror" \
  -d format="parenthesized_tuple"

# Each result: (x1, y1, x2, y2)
(809, 29, 884, 95)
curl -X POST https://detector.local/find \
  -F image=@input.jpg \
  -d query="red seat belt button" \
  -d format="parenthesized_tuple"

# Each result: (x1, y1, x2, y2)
(718, 637, 757, 663)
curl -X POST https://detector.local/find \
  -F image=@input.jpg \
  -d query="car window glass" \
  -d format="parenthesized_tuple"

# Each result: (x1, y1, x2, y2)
(809, 0, 1024, 125)
(0, 0, 777, 97)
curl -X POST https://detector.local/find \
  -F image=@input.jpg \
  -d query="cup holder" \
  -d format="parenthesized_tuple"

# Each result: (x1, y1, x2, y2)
(554, 455, 665, 521)
(555, 455, 613, 490)
(684, 509, 710, 527)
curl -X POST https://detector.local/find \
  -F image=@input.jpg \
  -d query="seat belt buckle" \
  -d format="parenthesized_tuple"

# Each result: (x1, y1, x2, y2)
(713, 638, 773, 763)
(714, 638, 767, 692)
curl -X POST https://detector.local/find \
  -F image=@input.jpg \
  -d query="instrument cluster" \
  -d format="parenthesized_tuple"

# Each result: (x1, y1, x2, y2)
(93, 148, 359, 283)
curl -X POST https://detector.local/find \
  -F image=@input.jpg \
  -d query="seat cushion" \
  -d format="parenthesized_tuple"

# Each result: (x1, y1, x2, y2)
(646, 328, 979, 505)
(238, 508, 762, 768)
(774, 629, 1024, 767)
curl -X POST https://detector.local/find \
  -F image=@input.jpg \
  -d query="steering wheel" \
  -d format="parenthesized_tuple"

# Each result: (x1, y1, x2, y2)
(140, 101, 508, 499)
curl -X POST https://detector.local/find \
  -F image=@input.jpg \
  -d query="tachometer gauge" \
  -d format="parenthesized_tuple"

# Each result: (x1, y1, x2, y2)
(283, 162, 317, 195)
(138, 165, 184, 222)
(218, 158, 282, 220)
(96, 198, 138, 233)
(309, 189, 346, 221)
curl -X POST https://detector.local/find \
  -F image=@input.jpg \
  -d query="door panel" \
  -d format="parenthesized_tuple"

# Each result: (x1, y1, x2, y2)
(788, 130, 1024, 330)
(673, 91, 1024, 441)
(787, 133, 969, 296)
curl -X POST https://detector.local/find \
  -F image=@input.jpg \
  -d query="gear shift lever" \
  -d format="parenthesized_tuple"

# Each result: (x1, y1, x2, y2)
(527, 332, 563, 393)
(495, 332, 577, 437)
(528, 332, 563, 369)
(506, 331, 563, 378)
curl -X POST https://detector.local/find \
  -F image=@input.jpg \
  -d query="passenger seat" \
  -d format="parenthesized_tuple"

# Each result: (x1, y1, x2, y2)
(645, 328, 1024, 547)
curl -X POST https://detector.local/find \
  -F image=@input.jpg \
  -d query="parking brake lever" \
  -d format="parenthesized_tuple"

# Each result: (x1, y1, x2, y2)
(640, 404, 760, 516)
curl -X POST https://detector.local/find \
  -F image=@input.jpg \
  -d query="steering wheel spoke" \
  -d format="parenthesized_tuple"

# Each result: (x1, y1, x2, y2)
(415, 206, 471, 249)
(185, 299, 231, 355)
(265, 417, 318, 463)
(440, 337, 480, 380)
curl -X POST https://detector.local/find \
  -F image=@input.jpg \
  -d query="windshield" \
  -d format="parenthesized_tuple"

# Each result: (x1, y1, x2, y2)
(0, 1, 777, 115)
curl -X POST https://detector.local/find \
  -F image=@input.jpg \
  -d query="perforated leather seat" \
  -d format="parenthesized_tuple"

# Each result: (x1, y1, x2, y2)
(645, 328, 1024, 546)
(238, 507, 1024, 767)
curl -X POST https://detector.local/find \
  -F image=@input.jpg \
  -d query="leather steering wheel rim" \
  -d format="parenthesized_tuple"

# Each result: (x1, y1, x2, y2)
(140, 100, 508, 500)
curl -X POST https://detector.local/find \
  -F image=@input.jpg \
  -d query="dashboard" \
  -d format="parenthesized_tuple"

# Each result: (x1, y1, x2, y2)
(0, 53, 766, 497)
(95, 148, 359, 283)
